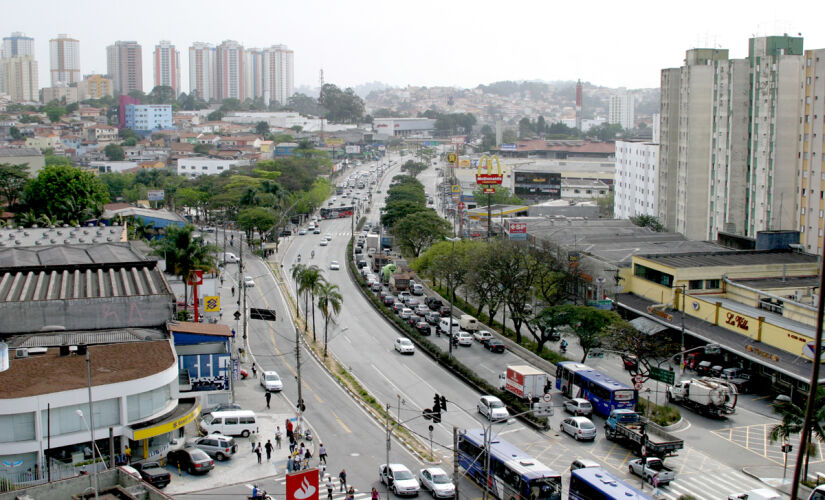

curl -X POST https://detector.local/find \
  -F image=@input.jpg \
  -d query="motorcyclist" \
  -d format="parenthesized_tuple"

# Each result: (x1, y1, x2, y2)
(311, 250, 315, 259)
(297, 254, 301, 262)
(560, 339, 568, 352)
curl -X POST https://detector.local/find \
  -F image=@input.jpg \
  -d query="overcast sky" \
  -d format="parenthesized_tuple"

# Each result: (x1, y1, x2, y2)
(4, 0, 824, 94)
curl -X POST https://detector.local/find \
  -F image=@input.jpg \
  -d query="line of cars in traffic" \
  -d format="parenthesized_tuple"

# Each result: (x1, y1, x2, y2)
(379, 464, 456, 498)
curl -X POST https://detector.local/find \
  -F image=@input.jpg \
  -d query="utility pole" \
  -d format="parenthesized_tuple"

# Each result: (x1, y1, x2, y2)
(295, 325, 303, 413)
(385, 403, 391, 500)
(453, 427, 460, 500)
(240, 233, 247, 341)
(85, 350, 99, 500)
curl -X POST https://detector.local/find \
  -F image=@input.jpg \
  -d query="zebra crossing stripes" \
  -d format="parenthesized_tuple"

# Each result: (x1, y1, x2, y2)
(653, 470, 777, 500)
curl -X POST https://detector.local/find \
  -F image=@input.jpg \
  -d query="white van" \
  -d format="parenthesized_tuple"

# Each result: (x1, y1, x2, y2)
(222, 252, 239, 264)
(199, 410, 257, 437)
(438, 317, 459, 335)
(459, 314, 479, 331)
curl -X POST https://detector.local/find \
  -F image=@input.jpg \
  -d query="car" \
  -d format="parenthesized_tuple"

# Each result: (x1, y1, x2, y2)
(298, 229, 307, 235)
(415, 321, 431, 336)
(454, 332, 473, 346)
(426, 311, 441, 325)
(355, 247, 363, 254)
(371, 281, 382, 292)
(473, 330, 493, 344)
(357, 259, 368, 269)
(400, 308, 413, 320)
(570, 458, 601, 471)
(192, 434, 238, 461)
(621, 354, 638, 371)
(203, 403, 242, 415)
(485, 339, 506, 353)
(560, 416, 597, 441)
(416, 304, 429, 316)
(131, 461, 171, 489)
(325, 233, 332, 240)
(166, 447, 215, 475)
(477, 395, 509, 421)
(379, 290, 390, 300)
(407, 314, 421, 327)
(564, 398, 593, 416)
(395, 337, 415, 355)
(439, 305, 451, 317)
(425, 298, 444, 310)
(243, 276, 255, 287)
(320, 239, 328, 246)
(406, 298, 420, 308)
(393, 302, 405, 314)
(330, 261, 340, 270)
(418, 467, 455, 498)
(313, 228, 321, 234)
(383, 295, 397, 306)
(379, 464, 420, 496)
(398, 291, 411, 303)
(260, 371, 283, 392)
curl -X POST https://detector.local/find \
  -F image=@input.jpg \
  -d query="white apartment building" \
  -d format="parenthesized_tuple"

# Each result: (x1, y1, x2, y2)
(107, 41, 143, 95)
(798, 48, 825, 254)
(177, 157, 240, 177)
(608, 91, 635, 130)
(1, 32, 35, 94)
(49, 34, 80, 86)
(215, 40, 245, 101)
(153, 40, 181, 96)
(0, 56, 38, 102)
(189, 42, 216, 101)
(262, 45, 294, 105)
(614, 141, 659, 219)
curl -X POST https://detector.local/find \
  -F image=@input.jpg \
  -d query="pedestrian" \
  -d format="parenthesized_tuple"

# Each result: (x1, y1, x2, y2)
(250, 430, 257, 451)
(339, 469, 347, 492)
(265, 390, 271, 409)
(231, 286, 235, 297)
(298, 442, 305, 459)
(252, 363, 257, 377)
(318, 443, 327, 464)
(371, 487, 379, 500)
(255, 443, 262, 464)
(265, 440, 273, 461)
(124, 445, 131, 464)
(275, 426, 283, 449)
(326, 477, 334, 500)
(652, 472, 660, 496)
(287, 455, 294, 473)
(289, 435, 296, 454)
(346, 486, 355, 500)
(304, 446, 311, 466)
(286, 419, 294, 440)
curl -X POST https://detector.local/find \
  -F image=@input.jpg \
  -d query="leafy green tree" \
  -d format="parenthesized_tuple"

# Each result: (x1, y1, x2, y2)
(9, 126, 22, 140)
(630, 214, 665, 232)
(22, 164, 109, 223)
(44, 103, 66, 123)
(393, 210, 451, 257)
(0, 163, 29, 209)
(99, 172, 136, 201)
(564, 305, 619, 362)
(605, 320, 678, 380)
(585, 123, 623, 142)
(401, 160, 427, 178)
(151, 224, 216, 311)
(286, 93, 325, 117)
(290, 263, 307, 320)
(596, 192, 614, 218)
(479, 124, 497, 151)
(433, 113, 476, 136)
(193, 144, 212, 155)
(219, 98, 242, 112)
(530, 305, 573, 355)
(501, 128, 517, 143)
(255, 121, 270, 135)
(147, 85, 176, 105)
(318, 84, 365, 123)
(237, 207, 276, 243)
(317, 280, 343, 358)
(207, 110, 223, 122)
(298, 265, 324, 341)
(471, 186, 524, 205)
(104, 143, 125, 161)
(769, 388, 825, 477)
(380, 200, 427, 228)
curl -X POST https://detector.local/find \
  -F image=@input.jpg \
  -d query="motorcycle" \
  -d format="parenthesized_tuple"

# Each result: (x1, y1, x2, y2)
(248, 494, 271, 500)
(560, 340, 568, 353)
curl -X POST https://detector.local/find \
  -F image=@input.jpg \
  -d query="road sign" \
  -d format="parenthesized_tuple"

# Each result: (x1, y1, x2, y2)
(250, 308, 277, 321)
(704, 345, 721, 355)
(451, 136, 466, 145)
(457, 202, 465, 210)
(634, 382, 643, 391)
(286, 468, 319, 500)
(650, 366, 675, 385)
(447, 152, 457, 164)
(633, 374, 644, 384)
(543, 393, 552, 403)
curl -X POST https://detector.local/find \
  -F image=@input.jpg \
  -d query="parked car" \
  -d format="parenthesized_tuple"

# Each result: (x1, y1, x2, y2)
(415, 321, 431, 336)
(132, 461, 171, 489)
(418, 467, 455, 498)
(570, 458, 601, 471)
(473, 330, 493, 344)
(485, 339, 506, 353)
(379, 464, 420, 496)
(243, 276, 255, 287)
(564, 398, 593, 416)
(260, 371, 283, 392)
(560, 416, 597, 441)
(192, 434, 237, 461)
(395, 338, 415, 355)
(203, 403, 242, 416)
(167, 448, 215, 475)
(477, 395, 509, 421)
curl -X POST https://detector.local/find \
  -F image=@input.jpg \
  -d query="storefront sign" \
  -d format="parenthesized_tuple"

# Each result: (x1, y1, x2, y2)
(475, 155, 503, 185)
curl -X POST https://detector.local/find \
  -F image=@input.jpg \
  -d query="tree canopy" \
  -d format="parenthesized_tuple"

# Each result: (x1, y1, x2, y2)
(22, 164, 109, 224)
(319, 84, 365, 123)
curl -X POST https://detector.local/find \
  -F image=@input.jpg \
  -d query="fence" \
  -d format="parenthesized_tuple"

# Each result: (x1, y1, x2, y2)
(0, 457, 108, 492)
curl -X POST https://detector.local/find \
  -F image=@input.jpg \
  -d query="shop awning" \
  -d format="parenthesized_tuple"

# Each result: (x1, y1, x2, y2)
(129, 398, 201, 441)
(630, 317, 668, 336)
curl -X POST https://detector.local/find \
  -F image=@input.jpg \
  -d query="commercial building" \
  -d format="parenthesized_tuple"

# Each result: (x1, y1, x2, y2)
(373, 118, 436, 137)
(798, 48, 825, 253)
(188, 42, 216, 101)
(177, 157, 240, 177)
(608, 91, 635, 130)
(215, 40, 245, 101)
(513, 169, 561, 200)
(614, 140, 659, 219)
(49, 34, 80, 86)
(77, 73, 114, 100)
(0, 147, 44, 177)
(106, 41, 143, 95)
(40, 84, 78, 105)
(152, 40, 181, 96)
(124, 104, 173, 133)
(0, 56, 38, 102)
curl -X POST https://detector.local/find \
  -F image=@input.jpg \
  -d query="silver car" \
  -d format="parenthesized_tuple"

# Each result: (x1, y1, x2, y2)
(192, 434, 237, 461)
(560, 416, 597, 441)
(564, 398, 593, 416)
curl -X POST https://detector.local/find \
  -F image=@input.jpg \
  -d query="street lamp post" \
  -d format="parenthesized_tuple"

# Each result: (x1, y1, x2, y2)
(445, 237, 460, 357)
(675, 284, 687, 373)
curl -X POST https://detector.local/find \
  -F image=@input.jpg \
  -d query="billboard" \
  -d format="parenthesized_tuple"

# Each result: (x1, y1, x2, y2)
(345, 145, 361, 154)
(475, 155, 503, 185)
(509, 221, 527, 240)
(147, 190, 165, 201)
(286, 469, 319, 500)
(325, 138, 344, 146)
(500, 143, 518, 151)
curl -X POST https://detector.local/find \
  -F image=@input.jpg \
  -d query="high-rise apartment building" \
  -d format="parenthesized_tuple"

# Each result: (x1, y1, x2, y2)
(153, 41, 181, 96)
(0, 56, 38, 102)
(189, 42, 216, 101)
(107, 41, 143, 96)
(1, 32, 35, 94)
(77, 74, 114, 100)
(215, 40, 245, 101)
(262, 44, 294, 106)
(614, 141, 659, 220)
(49, 34, 80, 86)
(246, 48, 265, 101)
(608, 91, 635, 130)
(798, 49, 825, 254)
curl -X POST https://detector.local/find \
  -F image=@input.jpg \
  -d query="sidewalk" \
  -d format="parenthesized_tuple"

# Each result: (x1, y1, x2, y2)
(741, 464, 816, 498)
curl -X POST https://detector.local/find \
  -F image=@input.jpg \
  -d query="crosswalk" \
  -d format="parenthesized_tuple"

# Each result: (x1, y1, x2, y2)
(653, 470, 777, 500)
(246, 474, 370, 500)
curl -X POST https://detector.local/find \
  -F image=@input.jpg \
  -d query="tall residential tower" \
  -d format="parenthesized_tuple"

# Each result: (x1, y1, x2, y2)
(215, 40, 245, 101)
(189, 42, 216, 101)
(107, 41, 143, 96)
(49, 34, 80, 85)
(153, 41, 181, 96)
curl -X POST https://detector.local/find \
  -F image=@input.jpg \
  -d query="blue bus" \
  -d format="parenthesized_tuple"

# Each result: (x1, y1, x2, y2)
(569, 467, 654, 500)
(555, 361, 636, 418)
(458, 429, 562, 500)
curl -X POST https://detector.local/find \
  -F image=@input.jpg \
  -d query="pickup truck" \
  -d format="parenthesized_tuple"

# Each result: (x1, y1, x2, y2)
(604, 409, 684, 458)
(132, 461, 171, 489)
(628, 457, 675, 485)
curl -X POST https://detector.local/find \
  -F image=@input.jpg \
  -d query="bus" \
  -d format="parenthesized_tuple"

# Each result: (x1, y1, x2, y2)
(555, 361, 636, 418)
(458, 429, 561, 500)
(569, 467, 654, 500)
(319, 206, 354, 219)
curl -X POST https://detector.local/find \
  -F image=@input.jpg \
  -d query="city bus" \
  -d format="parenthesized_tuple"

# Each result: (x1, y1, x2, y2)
(458, 429, 561, 500)
(555, 361, 636, 418)
(319, 206, 354, 219)
(569, 467, 654, 500)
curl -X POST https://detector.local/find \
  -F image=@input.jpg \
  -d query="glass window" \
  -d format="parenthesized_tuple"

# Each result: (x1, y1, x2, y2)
(705, 279, 721, 289)
(41, 399, 119, 436)
(689, 280, 704, 290)
(0, 412, 35, 442)
(127, 385, 172, 422)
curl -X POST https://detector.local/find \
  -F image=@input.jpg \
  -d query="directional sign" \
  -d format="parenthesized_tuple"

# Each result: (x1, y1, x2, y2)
(650, 366, 675, 385)
(634, 382, 643, 391)
(250, 308, 278, 321)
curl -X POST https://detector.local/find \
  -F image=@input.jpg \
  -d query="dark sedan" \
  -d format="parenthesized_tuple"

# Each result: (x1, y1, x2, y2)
(383, 295, 396, 306)
(439, 306, 451, 317)
(485, 339, 506, 353)
(167, 448, 214, 475)
(415, 321, 431, 335)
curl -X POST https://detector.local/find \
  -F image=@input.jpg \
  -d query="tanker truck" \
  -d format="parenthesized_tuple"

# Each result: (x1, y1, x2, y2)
(667, 377, 737, 418)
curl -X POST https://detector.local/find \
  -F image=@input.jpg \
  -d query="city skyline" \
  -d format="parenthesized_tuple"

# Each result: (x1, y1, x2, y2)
(4, 0, 825, 95)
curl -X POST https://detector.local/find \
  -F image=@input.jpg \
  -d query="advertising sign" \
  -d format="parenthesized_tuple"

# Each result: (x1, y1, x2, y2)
(451, 136, 466, 145)
(447, 152, 457, 164)
(0, 342, 8, 372)
(483, 187, 496, 194)
(500, 143, 518, 151)
(345, 145, 361, 154)
(803, 342, 825, 361)
(475, 155, 503, 185)
(287, 468, 320, 500)
(204, 296, 220, 312)
(187, 270, 203, 286)
(325, 138, 344, 146)
(147, 190, 165, 201)
(509, 221, 527, 240)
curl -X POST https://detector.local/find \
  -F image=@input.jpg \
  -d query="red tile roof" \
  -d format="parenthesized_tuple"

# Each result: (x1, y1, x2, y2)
(167, 321, 232, 337)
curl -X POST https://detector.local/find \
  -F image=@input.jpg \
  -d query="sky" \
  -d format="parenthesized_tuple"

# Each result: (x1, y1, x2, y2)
(4, 0, 825, 95)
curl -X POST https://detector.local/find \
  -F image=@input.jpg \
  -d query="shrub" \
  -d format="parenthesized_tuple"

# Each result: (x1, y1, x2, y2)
(637, 398, 681, 426)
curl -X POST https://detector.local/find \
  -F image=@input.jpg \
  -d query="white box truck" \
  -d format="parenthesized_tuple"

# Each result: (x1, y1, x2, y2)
(498, 365, 548, 401)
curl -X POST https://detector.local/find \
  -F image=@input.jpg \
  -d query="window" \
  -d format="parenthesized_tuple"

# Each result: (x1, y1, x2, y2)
(705, 279, 720, 289)
(0, 413, 35, 442)
(127, 385, 172, 422)
(633, 264, 673, 287)
(42, 399, 119, 436)
(689, 280, 704, 290)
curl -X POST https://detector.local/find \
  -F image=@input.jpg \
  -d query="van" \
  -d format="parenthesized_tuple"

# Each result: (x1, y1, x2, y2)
(199, 410, 257, 437)
(459, 314, 479, 332)
(222, 252, 239, 264)
(439, 317, 459, 335)
(808, 485, 825, 500)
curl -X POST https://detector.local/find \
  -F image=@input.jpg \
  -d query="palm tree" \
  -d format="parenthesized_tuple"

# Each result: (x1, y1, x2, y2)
(152, 225, 217, 313)
(298, 265, 323, 341)
(317, 280, 343, 358)
(290, 263, 306, 320)
(770, 387, 825, 477)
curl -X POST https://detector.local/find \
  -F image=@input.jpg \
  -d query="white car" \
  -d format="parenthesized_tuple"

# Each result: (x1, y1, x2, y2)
(298, 229, 307, 235)
(477, 395, 509, 421)
(330, 261, 340, 270)
(260, 371, 283, 392)
(394, 338, 415, 355)
(399, 308, 413, 319)
(243, 276, 255, 287)
(419, 467, 455, 498)
(560, 416, 597, 441)
(320, 239, 328, 246)
(379, 464, 420, 496)
(454, 332, 473, 346)
(325, 233, 332, 240)
(473, 330, 493, 343)
(570, 458, 601, 471)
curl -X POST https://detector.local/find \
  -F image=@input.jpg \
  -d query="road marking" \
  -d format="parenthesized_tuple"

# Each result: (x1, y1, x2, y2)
(331, 410, 352, 433)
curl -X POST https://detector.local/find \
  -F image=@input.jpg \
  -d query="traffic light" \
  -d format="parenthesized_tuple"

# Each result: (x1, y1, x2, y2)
(432, 411, 441, 424)
(440, 395, 447, 411)
(433, 393, 441, 410)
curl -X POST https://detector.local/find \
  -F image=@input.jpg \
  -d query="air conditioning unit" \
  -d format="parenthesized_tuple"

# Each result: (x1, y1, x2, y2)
(15, 349, 29, 359)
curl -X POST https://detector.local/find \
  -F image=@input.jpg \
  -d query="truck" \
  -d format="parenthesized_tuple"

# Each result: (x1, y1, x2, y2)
(366, 234, 380, 251)
(497, 365, 549, 401)
(604, 409, 684, 458)
(371, 252, 392, 273)
(132, 461, 171, 489)
(628, 457, 676, 485)
(390, 272, 412, 292)
(666, 377, 737, 418)
(720, 367, 752, 393)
